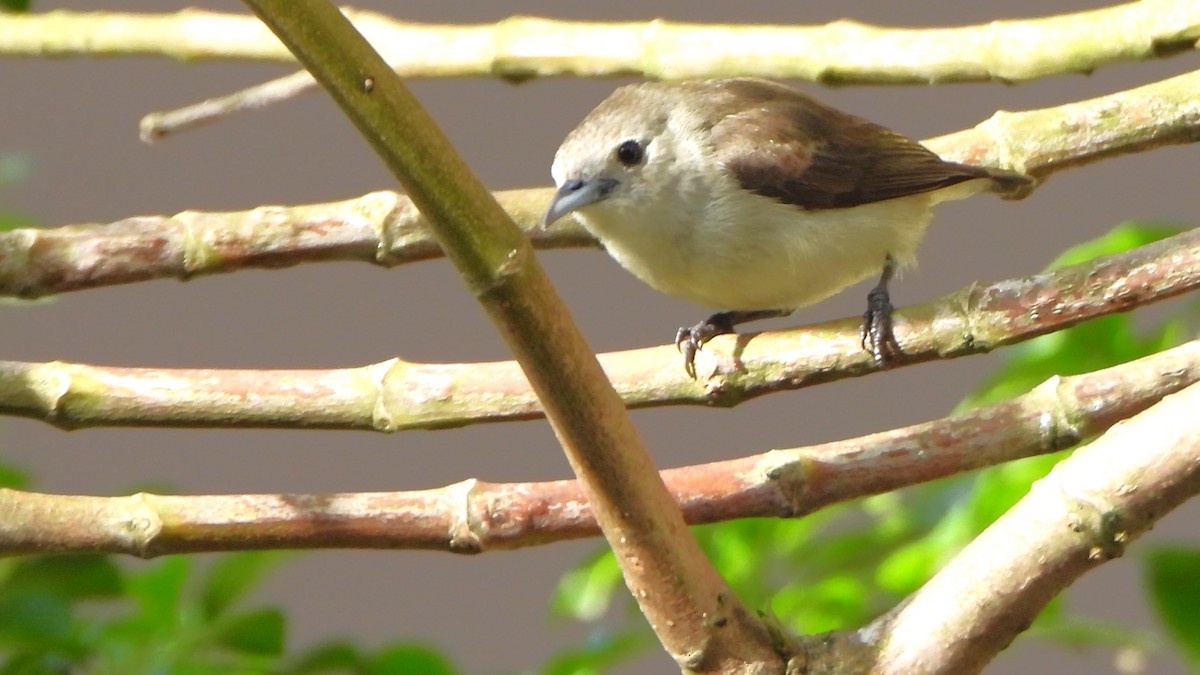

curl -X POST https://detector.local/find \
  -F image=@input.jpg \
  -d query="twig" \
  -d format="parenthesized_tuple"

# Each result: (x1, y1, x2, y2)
(1, 340, 1194, 557)
(2, 2, 1198, 83)
(864, 380, 1200, 674)
(140, 69, 314, 142)
(2, 227, 1197, 430)
(5, 67, 1200, 299)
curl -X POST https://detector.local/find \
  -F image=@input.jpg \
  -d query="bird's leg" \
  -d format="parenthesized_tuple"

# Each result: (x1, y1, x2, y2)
(861, 254, 902, 366)
(676, 308, 792, 377)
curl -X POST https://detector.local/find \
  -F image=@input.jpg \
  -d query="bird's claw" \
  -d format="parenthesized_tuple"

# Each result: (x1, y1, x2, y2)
(860, 285, 902, 366)
(675, 326, 704, 378)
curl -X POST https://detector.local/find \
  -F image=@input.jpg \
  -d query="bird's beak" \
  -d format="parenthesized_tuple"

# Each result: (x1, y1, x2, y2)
(541, 178, 618, 229)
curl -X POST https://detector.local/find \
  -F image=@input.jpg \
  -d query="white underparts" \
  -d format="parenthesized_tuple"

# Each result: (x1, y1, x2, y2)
(579, 177, 989, 311)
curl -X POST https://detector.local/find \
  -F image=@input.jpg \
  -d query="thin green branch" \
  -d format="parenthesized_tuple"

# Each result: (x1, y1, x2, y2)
(6, 66, 1200, 299)
(2, 227, 1197, 430)
(241, 1, 781, 670)
(2, 2, 1199, 83)
(2, 339, 1195, 557)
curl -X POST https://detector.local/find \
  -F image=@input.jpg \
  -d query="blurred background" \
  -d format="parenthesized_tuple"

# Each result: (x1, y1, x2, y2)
(2, 1, 1198, 672)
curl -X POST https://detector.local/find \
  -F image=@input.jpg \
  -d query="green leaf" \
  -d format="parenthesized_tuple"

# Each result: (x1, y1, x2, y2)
(125, 557, 191, 627)
(874, 537, 942, 596)
(1030, 611, 1151, 650)
(1145, 545, 1200, 666)
(201, 551, 291, 619)
(369, 645, 457, 675)
(0, 462, 29, 489)
(0, 0, 32, 13)
(215, 607, 285, 656)
(290, 641, 367, 673)
(552, 551, 622, 621)
(875, 503, 976, 596)
(0, 212, 33, 231)
(540, 630, 648, 675)
(964, 452, 1067, 531)
(772, 574, 870, 633)
(0, 651, 76, 675)
(1045, 221, 1182, 269)
(0, 590, 72, 645)
(2, 555, 122, 601)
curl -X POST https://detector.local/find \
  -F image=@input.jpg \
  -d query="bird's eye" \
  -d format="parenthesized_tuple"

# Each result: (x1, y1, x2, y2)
(615, 139, 645, 167)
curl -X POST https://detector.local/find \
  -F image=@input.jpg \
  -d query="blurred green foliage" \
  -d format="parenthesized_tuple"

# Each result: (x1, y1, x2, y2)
(0, 0, 30, 14)
(0, 547, 459, 674)
(0, 152, 35, 231)
(1145, 545, 1200, 669)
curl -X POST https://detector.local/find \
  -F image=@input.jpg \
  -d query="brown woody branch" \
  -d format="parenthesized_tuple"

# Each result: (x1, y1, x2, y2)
(2, 227, 1198, 431)
(2, 339, 1195, 557)
(861, 379, 1200, 674)
(3, 67, 1200, 299)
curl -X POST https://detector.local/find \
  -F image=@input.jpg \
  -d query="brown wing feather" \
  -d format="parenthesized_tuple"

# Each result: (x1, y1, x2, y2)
(706, 80, 993, 210)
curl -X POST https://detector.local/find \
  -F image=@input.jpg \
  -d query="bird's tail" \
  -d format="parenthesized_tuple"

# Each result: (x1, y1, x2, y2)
(984, 167, 1035, 199)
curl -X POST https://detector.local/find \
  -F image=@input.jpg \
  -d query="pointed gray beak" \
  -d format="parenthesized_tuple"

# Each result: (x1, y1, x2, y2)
(541, 178, 618, 229)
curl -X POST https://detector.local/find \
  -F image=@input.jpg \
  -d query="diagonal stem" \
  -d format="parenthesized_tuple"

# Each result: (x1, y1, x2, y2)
(240, 0, 782, 670)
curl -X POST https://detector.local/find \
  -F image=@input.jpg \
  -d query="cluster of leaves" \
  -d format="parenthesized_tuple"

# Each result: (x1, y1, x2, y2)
(552, 223, 1200, 673)
(0, 547, 281, 674)
(0, 546, 458, 674)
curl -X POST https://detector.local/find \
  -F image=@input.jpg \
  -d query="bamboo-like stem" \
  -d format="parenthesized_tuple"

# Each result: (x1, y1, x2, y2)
(241, 1, 781, 670)
(6, 66, 1200, 299)
(2, 2, 1199, 83)
(3, 227, 1197, 431)
(2, 340, 1194, 557)
(864, 380, 1200, 674)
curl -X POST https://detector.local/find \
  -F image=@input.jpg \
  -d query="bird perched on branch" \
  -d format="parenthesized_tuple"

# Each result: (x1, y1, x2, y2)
(542, 78, 1031, 376)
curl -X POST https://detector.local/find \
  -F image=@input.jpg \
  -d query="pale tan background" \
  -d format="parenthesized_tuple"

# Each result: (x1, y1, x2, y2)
(2, 1, 1198, 673)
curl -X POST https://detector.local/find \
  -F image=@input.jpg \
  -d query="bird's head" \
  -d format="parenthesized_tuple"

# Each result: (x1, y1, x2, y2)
(541, 84, 684, 230)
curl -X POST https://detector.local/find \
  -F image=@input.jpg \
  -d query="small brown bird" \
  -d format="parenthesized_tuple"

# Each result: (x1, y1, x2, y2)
(541, 79, 1030, 376)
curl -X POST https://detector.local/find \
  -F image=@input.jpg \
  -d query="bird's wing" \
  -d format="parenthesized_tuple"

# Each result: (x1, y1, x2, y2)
(707, 80, 993, 210)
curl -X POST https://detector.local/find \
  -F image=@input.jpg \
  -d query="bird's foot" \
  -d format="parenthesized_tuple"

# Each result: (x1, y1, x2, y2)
(860, 285, 902, 366)
(675, 314, 737, 378)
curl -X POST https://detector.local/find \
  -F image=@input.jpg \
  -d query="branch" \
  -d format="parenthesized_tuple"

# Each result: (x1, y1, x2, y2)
(136, 0, 1200, 140)
(0, 189, 594, 298)
(2, 340, 1195, 557)
(242, 1, 781, 670)
(140, 68, 316, 142)
(6, 66, 1200, 299)
(3, 227, 1197, 431)
(2, 2, 1198, 83)
(862, 380, 1200, 674)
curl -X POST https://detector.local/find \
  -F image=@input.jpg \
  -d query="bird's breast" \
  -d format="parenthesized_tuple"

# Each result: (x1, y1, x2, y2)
(580, 187, 937, 311)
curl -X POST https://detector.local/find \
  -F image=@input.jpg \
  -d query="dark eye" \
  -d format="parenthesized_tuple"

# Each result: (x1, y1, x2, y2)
(615, 139, 645, 167)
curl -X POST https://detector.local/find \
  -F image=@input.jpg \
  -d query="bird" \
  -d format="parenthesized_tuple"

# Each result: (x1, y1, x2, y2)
(540, 78, 1031, 377)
